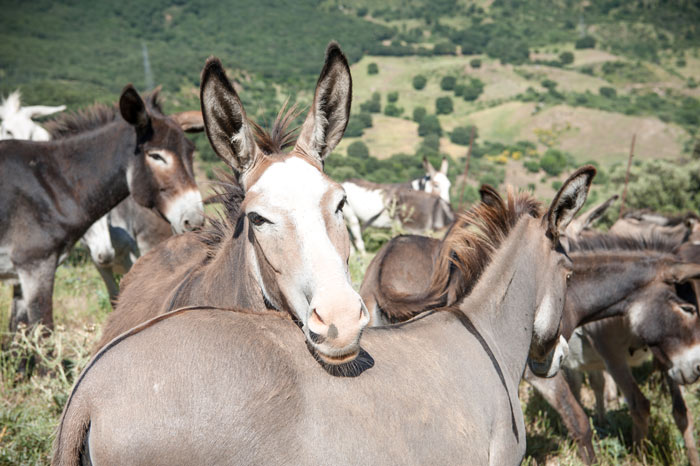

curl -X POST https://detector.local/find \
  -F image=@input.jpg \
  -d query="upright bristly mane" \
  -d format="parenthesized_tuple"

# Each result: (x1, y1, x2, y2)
(569, 232, 683, 256)
(197, 101, 301, 258)
(379, 187, 542, 320)
(44, 90, 164, 139)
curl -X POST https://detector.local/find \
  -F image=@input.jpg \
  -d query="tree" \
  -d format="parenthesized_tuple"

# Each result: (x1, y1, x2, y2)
(559, 51, 574, 65)
(436, 96, 454, 115)
(541, 79, 557, 91)
(599, 86, 617, 98)
(575, 36, 596, 49)
(470, 58, 482, 69)
(433, 41, 456, 55)
(440, 76, 456, 91)
(413, 75, 427, 90)
(449, 125, 478, 145)
(413, 106, 427, 123)
(418, 114, 442, 137)
(367, 63, 379, 75)
(347, 141, 370, 159)
(384, 103, 402, 117)
(387, 91, 399, 103)
(462, 78, 484, 101)
(540, 149, 568, 176)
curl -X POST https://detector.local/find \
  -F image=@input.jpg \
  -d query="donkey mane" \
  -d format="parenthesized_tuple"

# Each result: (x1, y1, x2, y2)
(45, 90, 164, 139)
(379, 186, 542, 320)
(569, 232, 683, 255)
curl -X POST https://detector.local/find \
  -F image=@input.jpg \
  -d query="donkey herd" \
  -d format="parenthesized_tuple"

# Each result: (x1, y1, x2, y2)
(2, 42, 700, 465)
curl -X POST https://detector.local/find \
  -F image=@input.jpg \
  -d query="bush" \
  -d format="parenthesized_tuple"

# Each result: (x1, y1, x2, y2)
(454, 84, 467, 97)
(599, 86, 617, 98)
(540, 149, 568, 176)
(413, 75, 427, 90)
(470, 58, 482, 69)
(356, 7, 368, 17)
(387, 91, 399, 103)
(344, 118, 365, 137)
(449, 125, 477, 145)
(421, 133, 441, 152)
(486, 38, 530, 65)
(436, 96, 454, 115)
(541, 79, 557, 91)
(462, 78, 485, 101)
(418, 114, 442, 137)
(559, 51, 574, 65)
(440, 76, 457, 91)
(360, 99, 381, 113)
(347, 141, 370, 159)
(524, 160, 540, 173)
(413, 106, 427, 123)
(689, 78, 698, 89)
(433, 41, 457, 55)
(677, 58, 687, 68)
(367, 63, 379, 75)
(384, 103, 402, 117)
(575, 35, 596, 50)
(358, 112, 373, 128)
(551, 180, 563, 190)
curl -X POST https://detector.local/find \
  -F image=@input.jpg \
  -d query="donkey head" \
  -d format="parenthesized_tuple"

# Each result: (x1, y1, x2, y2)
(422, 156, 451, 202)
(119, 86, 205, 234)
(527, 166, 596, 377)
(201, 43, 369, 365)
(0, 90, 65, 141)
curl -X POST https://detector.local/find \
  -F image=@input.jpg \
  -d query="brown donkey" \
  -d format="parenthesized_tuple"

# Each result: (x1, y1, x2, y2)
(0, 88, 204, 330)
(95, 43, 368, 363)
(53, 167, 593, 466)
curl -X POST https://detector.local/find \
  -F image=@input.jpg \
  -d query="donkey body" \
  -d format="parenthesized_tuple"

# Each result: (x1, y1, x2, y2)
(0, 88, 204, 330)
(53, 167, 593, 466)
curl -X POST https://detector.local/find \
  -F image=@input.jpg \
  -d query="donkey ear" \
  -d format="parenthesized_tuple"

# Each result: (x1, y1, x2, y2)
(439, 156, 449, 175)
(479, 184, 503, 208)
(147, 85, 162, 108)
(23, 105, 66, 119)
(664, 262, 700, 284)
(200, 57, 259, 178)
(295, 42, 352, 165)
(171, 110, 204, 133)
(546, 165, 596, 238)
(119, 85, 150, 128)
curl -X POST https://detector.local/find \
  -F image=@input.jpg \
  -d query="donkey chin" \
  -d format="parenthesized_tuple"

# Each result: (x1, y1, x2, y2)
(164, 189, 205, 234)
(305, 328, 364, 366)
(528, 335, 570, 378)
(666, 344, 700, 385)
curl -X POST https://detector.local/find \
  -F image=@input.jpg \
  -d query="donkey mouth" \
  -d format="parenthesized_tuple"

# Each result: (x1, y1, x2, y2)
(315, 348, 360, 365)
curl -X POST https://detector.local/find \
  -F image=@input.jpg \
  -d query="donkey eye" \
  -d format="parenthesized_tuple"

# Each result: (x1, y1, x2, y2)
(566, 272, 572, 283)
(247, 212, 269, 226)
(148, 152, 166, 163)
(336, 196, 347, 213)
(680, 303, 697, 315)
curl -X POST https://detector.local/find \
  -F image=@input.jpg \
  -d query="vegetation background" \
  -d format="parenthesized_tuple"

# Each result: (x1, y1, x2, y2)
(2, 0, 700, 463)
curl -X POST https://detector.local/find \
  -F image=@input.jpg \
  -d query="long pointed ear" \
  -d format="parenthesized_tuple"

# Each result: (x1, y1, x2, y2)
(200, 57, 259, 180)
(423, 157, 436, 176)
(23, 105, 66, 119)
(439, 156, 449, 175)
(119, 85, 150, 128)
(546, 165, 596, 239)
(567, 193, 618, 237)
(664, 262, 700, 284)
(147, 85, 162, 108)
(294, 42, 352, 166)
(479, 184, 503, 208)
(171, 110, 204, 133)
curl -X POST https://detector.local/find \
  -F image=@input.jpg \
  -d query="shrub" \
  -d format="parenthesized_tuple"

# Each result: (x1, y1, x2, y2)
(433, 41, 457, 55)
(486, 38, 530, 65)
(541, 79, 557, 91)
(436, 96, 454, 115)
(360, 99, 381, 113)
(358, 112, 373, 128)
(387, 91, 399, 103)
(421, 133, 441, 152)
(367, 63, 379, 75)
(559, 51, 574, 65)
(413, 106, 427, 123)
(540, 149, 568, 176)
(356, 7, 368, 17)
(454, 84, 467, 97)
(551, 180, 563, 190)
(347, 141, 370, 159)
(384, 103, 402, 117)
(524, 160, 540, 173)
(677, 57, 687, 68)
(449, 125, 478, 145)
(344, 118, 365, 137)
(470, 58, 482, 69)
(418, 114, 442, 137)
(440, 76, 457, 91)
(575, 35, 596, 49)
(599, 86, 617, 98)
(413, 75, 427, 90)
(462, 78, 485, 101)
(689, 78, 698, 89)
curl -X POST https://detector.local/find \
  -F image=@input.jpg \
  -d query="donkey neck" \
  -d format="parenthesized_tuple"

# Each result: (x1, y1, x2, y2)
(454, 217, 540, 385)
(566, 251, 667, 326)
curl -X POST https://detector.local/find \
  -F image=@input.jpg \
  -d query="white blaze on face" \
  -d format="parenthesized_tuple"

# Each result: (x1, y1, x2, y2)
(430, 172, 452, 203)
(534, 291, 558, 342)
(668, 342, 700, 385)
(81, 215, 115, 266)
(164, 189, 204, 233)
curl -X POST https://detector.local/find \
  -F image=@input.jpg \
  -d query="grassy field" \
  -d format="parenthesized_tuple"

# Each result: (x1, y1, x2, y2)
(2, 250, 700, 465)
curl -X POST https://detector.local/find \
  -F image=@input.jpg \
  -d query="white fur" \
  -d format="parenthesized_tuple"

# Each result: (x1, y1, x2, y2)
(164, 189, 204, 234)
(543, 335, 570, 377)
(533, 291, 557, 340)
(81, 215, 115, 266)
(341, 181, 393, 254)
(668, 342, 700, 385)
(0, 91, 64, 141)
(426, 172, 451, 203)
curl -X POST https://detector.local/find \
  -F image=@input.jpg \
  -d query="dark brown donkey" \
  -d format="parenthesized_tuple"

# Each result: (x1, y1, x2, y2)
(95, 43, 369, 363)
(52, 167, 593, 466)
(0, 88, 204, 330)
(361, 222, 700, 464)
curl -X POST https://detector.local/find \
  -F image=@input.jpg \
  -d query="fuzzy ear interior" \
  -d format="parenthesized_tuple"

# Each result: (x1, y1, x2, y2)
(479, 184, 503, 208)
(294, 42, 352, 166)
(200, 57, 259, 179)
(119, 85, 150, 128)
(546, 165, 596, 238)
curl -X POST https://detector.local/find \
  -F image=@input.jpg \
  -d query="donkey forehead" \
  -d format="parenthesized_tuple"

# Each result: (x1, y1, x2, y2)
(248, 157, 338, 209)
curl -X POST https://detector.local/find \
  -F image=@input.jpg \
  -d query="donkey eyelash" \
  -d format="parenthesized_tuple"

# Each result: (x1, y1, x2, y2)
(336, 196, 347, 213)
(148, 152, 167, 163)
(248, 212, 270, 226)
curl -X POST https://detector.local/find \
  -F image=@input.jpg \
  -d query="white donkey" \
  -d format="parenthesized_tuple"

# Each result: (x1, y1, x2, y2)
(0, 90, 65, 141)
(342, 157, 452, 254)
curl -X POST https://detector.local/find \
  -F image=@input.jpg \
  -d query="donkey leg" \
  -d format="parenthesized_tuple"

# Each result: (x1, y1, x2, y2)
(603, 370, 619, 405)
(564, 366, 584, 403)
(665, 372, 700, 466)
(607, 361, 650, 448)
(10, 256, 58, 331)
(588, 370, 608, 425)
(525, 370, 596, 464)
(97, 265, 120, 305)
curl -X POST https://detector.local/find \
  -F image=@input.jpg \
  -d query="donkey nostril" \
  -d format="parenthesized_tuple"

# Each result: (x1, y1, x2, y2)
(312, 309, 326, 326)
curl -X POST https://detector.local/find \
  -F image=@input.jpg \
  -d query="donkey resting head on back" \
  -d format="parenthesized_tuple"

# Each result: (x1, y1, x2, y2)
(0, 90, 66, 141)
(199, 43, 368, 363)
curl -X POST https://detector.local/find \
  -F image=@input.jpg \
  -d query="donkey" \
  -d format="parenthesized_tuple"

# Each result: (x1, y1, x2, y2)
(0, 90, 65, 141)
(52, 167, 594, 466)
(0, 87, 204, 330)
(93, 43, 369, 362)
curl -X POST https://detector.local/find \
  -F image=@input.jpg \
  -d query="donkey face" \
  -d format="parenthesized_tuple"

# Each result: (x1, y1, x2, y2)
(528, 166, 596, 377)
(0, 91, 65, 141)
(201, 43, 369, 364)
(119, 87, 205, 234)
(422, 157, 451, 202)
